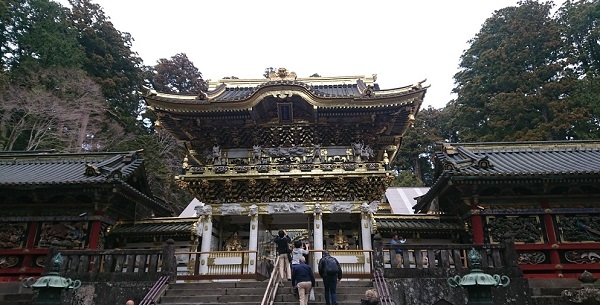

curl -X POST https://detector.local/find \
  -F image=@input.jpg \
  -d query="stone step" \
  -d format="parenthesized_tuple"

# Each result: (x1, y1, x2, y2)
(170, 281, 269, 290)
(158, 280, 372, 305)
(165, 286, 266, 296)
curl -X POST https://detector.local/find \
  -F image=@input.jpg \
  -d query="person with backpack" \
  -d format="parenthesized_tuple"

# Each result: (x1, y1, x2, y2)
(318, 250, 342, 305)
(274, 230, 292, 282)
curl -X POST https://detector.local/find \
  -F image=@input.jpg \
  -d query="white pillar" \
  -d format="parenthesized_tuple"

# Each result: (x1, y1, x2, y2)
(313, 203, 324, 267)
(361, 212, 373, 251)
(248, 204, 259, 274)
(361, 202, 376, 273)
(198, 205, 213, 275)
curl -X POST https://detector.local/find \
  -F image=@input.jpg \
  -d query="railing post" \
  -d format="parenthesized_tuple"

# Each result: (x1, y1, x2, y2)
(501, 234, 518, 268)
(373, 233, 384, 272)
(162, 239, 177, 280)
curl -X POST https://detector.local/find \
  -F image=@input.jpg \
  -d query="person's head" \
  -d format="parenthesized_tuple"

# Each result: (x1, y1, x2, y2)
(278, 230, 285, 237)
(294, 240, 302, 248)
(323, 250, 330, 257)
(125, 300, 135, 305)
(299, 255, 306, 264)
(365, 289, 379, 302)
(392, 234, 399, 241)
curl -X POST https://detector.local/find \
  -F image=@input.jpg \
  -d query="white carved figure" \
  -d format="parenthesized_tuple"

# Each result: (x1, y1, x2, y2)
(352, 142, 363, 156)
(329, 202, 353, 213)
(361, 201, 379, 214)
(252, 145, 262, 161)
(200, 205, 212, 216)
(361, 145, 374, 160)
(212, 145, 221, 161)
(268, 202, 305, 214)
(219, 204, 245, 215)
(314, 203, 323, 215)
(248, 204, 259, 216)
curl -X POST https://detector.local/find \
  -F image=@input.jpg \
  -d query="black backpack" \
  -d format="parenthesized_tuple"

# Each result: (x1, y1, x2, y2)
(323, 256, 339, 275)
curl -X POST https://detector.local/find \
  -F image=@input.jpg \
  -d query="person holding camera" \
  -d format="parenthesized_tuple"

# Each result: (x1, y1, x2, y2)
(274, 230, 292, 282)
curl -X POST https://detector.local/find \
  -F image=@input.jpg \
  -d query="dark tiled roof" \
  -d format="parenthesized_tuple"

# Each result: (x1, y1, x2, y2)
(437, 141, 600, 177)
(181, 81, 378, 102)
(0, 150, 173, 216)
(414, 141, 600, 213)
(0, 151, 143, 185)
(375, 216, 462, 231)
(110, 218, 198, 236)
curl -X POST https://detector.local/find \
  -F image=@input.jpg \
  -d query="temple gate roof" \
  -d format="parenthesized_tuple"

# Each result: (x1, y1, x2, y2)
(143, 69, 428, 167)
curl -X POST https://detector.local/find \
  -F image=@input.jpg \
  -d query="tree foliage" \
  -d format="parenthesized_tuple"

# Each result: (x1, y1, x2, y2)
(148, 53, 207, 94)
(115, 128, 192, 212)
(450, 0, 596, 142)
(389, 170, 425, 187)
(67, 0, 144, 131)
(1, 0, 84, 74)
(556, 0, 600, 138)
(393, 106, 446, 186)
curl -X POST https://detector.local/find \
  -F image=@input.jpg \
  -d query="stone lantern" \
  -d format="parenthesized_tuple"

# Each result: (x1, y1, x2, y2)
(447, 248, 510, 305)
(21, 253, 81, 305)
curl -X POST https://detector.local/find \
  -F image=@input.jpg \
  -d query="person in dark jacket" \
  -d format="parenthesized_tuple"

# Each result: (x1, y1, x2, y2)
(318, 250, 342, 305)
(292, 256, 315, 305)
(274, 230, 292, 281)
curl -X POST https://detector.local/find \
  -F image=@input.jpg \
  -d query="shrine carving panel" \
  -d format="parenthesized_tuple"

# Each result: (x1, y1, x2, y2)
(36, 221, 88, 249)
(485, 216, 544, 244)
(517, 251, 546, 265)
(556, 215, 600, 242)
(564, 250, 600, 264)
(0, 223, 27, 249)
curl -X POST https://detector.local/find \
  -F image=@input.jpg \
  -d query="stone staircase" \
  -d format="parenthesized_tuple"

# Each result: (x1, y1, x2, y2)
(276, 280, 373, 305)
(158, 281, 269, 304)
(0, 283, 34, 305)
(156, 279, 373, 305)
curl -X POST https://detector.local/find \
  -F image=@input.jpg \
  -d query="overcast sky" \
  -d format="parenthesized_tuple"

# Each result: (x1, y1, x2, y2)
(63, 0, 565, 109)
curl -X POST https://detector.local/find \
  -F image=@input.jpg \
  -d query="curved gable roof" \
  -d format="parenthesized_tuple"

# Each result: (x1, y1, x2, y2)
(144, 74, 428, 113)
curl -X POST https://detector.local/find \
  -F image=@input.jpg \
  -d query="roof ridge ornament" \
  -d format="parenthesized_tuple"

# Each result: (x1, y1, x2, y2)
(412, 79, 427, 90)
(268, 67, 297, 81)
(84, 164, 101, 176)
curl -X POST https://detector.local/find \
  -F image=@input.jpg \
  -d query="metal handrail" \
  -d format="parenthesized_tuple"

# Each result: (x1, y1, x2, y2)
(139, 275, 170, 305)
(260, 255, 283, 305)
(373, 269, 395, 305)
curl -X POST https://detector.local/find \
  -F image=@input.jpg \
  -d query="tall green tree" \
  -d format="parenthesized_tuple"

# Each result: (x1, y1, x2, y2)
(559, 0, 600, 77)
(450, 0, 593, 142)
(1, 0, 84, 74)
(149, 53, 207, 94)
(393, 106, 446, 186)
(557, 0, 600, 138)
(67, 0, 144, 132)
